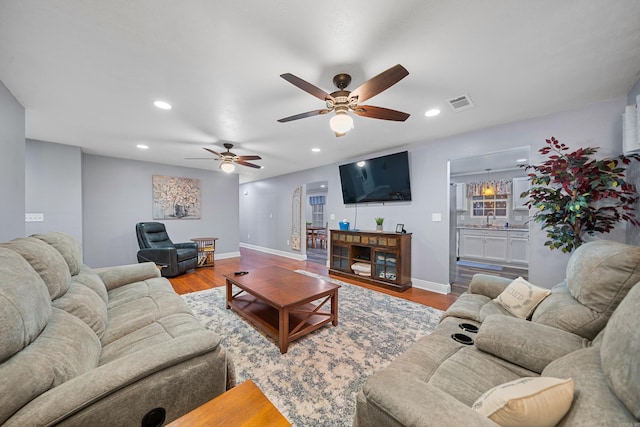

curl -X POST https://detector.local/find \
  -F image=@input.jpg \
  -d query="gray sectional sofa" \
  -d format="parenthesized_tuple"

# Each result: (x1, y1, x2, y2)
(354, 240, 640, 426)
(0, 232, 234, 426)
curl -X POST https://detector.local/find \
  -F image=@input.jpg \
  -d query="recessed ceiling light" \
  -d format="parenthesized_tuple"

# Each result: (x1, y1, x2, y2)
(425, 108, 441, 117)
(312, 148, 321, 152)
(137, 144, 149, 150)
(153, 100, 172, 110)
(516, 158, 528, 163)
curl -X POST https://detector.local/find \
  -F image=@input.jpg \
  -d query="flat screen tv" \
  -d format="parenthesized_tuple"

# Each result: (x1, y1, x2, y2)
(339, 151, 412, 204)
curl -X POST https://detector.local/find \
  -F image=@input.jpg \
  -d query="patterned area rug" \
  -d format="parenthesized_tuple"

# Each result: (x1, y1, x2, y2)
(182, 270, 442, 427)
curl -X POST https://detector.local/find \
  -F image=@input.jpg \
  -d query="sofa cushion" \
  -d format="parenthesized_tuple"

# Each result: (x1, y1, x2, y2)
(493, 277, 550, 319)
(600, 281, 640, 419)
(1, 237, 71, 299)
(542, 347, 636, 426)
(0, 248, 52, 363)
(75, 265, 109, 304)
(102, 278, 194, 345)
(0, 308, 100, 425)
(472, 377, 574, 427)
(53, 281, 108, 338)
(32, 232, 83, 276)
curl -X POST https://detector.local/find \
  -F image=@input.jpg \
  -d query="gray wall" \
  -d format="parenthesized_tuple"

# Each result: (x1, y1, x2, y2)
(25, 139, 83, 242)
(0, 80, 25, 241)
(626, 77, 640, 246)
(240, 96, 629, 290)
(82, 154, 240, 268)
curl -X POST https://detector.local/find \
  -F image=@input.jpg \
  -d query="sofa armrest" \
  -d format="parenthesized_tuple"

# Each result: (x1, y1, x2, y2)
(5, 331, 226, 426)
(355, 371, 498, 427)
(468, 274, 513, 299)
(475, 314, 588, 374)
(95, 262, 161, 291)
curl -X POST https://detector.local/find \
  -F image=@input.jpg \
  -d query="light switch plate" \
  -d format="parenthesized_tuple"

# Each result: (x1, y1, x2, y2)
(330, 214, 336, 220)
(432, 213, 442, 222)
(25, 213, 44, 222)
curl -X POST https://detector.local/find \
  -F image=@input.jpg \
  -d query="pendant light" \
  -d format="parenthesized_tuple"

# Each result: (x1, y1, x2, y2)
(482, 169, 495, 196)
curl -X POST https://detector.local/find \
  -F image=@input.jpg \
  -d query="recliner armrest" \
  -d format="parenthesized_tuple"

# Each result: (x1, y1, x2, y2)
(475, 314, 588, 374)
(468, 274, 513, 299)
(174, 242, 197, 251)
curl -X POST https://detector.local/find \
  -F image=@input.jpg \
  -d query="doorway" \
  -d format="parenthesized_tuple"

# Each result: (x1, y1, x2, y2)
(449, 147, 531, 294)
(305, 181, 328, 265)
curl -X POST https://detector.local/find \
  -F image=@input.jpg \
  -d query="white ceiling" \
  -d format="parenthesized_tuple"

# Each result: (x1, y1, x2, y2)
(1, 1, 640, 183)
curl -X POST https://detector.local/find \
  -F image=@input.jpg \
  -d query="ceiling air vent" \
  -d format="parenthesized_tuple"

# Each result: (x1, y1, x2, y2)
(447, 93, 474, 112)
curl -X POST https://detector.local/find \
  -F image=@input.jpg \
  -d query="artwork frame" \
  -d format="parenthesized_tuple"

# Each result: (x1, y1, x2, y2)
(152, 175, 201, 220)
(395, 223, 405, 233)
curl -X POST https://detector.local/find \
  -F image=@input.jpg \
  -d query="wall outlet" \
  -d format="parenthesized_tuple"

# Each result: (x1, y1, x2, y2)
(247, 234, 250, 239)
(515, 215, 523, 221)
(432, 213, 442, 222)
(25, 213, 44, 222)
(330, 214, 335, 220)
(286, 239, 290, 246)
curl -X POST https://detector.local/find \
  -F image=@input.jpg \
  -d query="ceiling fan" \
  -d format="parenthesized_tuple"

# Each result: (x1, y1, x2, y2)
(185, 143, 262, 173)
(277, 64, 410, 137)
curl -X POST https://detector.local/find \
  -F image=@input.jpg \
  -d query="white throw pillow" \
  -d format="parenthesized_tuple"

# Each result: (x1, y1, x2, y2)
(472, 377, 574, 427)
(494, 277, 551, 319)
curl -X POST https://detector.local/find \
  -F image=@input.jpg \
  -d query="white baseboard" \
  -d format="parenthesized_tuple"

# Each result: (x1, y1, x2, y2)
(215, 251, 241, 260)
(411, 278, 451, 295)
(239, 242, 307, 261)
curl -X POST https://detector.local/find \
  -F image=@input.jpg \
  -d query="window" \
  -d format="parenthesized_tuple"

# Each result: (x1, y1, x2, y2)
(472, 194, 508, 217)
(312, 204, 324, 227)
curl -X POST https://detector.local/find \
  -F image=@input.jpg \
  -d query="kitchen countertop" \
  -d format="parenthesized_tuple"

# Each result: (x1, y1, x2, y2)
(457, 225, 528, 231)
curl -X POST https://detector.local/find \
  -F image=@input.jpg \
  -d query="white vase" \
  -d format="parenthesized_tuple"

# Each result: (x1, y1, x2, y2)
(376, 225, 383, 232)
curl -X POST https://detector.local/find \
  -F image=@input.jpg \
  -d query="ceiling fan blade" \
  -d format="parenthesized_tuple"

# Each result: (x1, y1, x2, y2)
(335, 132, 346, 137)
(203, 147, 222, 157)
(349, 64, 409, 103)
(277, 109, 331, 123)
(280, 73, 334, 101)
(352, 105, 410, 121)
(236, 160, 262, 169)
(237, 155, 262, 161)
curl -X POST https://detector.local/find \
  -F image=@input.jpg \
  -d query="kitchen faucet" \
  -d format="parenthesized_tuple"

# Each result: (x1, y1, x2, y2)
(486, 211, 495, 225)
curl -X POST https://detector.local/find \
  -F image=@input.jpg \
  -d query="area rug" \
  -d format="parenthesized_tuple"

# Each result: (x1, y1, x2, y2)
(181, 270, 442, 427)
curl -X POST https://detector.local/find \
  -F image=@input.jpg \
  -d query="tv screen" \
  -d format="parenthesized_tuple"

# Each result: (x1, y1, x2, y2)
(339, 151, 412, 204)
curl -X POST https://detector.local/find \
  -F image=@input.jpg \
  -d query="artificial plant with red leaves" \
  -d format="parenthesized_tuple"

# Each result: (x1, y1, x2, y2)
(520, 137, 640, 253)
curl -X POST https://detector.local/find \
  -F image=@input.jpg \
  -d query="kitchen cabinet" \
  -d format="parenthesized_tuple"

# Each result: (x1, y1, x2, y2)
(459, 229, 509, 262)
(455, 183, 468, 211)
(508, 231, 529, 264)
(512, 177, 530, 210)
(459, 228, 528, 266)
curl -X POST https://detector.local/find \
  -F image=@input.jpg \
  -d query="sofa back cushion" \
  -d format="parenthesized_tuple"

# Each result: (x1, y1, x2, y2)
(53, 281, 108, 339)
(0, 308, 101, 425)
(0, 248, 51, 363)
(567, 240, 640, 312)
(600, 280, 640, 419)
(32, 232, 83, 276)
(532, 240, 640, 339)
(1, 237, 71, 300)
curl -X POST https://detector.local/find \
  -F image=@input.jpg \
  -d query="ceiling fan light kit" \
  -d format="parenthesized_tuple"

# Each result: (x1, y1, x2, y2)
(220, 160, 235, 173)
(185, 142, 261, 173)
(278, 64, 410, 136)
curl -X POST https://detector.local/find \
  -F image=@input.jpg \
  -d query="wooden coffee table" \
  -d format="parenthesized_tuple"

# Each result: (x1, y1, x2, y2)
(225, 266, 340, 353)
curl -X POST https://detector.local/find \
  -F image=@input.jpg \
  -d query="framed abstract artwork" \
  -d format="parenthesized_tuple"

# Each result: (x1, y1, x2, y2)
(152, 175, 201, 220)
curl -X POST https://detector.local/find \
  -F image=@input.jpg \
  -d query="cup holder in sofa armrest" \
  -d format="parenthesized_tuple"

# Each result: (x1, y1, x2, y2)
(451, 333, 474, 345)
(459, 323, 479, 333)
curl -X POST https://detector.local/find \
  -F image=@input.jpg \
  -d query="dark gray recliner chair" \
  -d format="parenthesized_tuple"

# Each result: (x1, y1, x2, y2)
(135, 222, 198, 277)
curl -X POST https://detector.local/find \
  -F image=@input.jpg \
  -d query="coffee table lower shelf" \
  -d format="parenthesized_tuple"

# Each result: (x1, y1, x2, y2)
(228, 294, 335, 353)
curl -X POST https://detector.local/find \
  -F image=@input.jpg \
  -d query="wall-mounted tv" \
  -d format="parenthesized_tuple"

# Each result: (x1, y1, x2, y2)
(338, 151, 412, 204)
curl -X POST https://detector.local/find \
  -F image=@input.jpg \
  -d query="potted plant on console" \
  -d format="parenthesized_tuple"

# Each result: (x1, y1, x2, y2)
(520, 136, 640, 253)
(375, 217, 384, 232)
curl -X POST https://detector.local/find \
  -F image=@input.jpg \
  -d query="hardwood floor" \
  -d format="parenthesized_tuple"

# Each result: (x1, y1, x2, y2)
(169, 247, 458, 311)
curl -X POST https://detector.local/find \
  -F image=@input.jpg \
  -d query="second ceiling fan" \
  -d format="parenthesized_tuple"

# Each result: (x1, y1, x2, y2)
(277, 64, 410, 137)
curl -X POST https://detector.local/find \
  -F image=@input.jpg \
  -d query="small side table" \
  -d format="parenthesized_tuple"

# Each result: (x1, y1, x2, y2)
(191, 237, 218, 267)
(166, 379, 291, 426)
